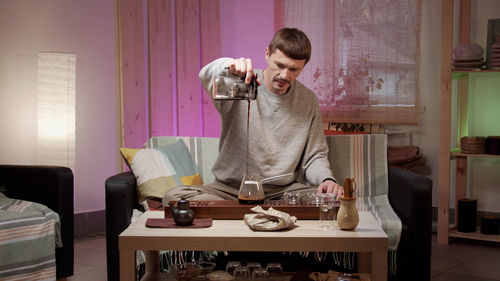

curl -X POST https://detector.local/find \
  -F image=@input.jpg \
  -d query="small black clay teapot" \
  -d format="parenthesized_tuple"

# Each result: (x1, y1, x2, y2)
(168, 197, 194, 226)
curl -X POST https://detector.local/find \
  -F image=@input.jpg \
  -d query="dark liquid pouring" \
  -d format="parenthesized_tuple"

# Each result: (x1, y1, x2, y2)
(246, 100, 250, 175)
(238, 100, 263, 205)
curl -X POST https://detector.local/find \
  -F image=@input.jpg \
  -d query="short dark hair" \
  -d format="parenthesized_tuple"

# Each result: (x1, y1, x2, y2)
(268, 28, 311, 64)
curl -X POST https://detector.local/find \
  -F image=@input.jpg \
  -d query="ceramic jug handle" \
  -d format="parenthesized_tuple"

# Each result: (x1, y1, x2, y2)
(351, 179, 357, 195)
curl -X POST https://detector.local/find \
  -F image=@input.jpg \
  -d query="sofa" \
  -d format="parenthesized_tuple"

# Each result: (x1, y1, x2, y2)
(105, 134, 432, 281)
(0, 165, 74, 279)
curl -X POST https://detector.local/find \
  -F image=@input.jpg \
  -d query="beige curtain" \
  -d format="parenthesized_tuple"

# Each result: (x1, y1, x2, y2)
(277, 0, 421, 124)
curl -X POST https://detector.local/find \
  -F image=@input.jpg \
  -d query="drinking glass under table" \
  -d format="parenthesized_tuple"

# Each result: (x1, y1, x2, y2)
(119, 210, 388, 281)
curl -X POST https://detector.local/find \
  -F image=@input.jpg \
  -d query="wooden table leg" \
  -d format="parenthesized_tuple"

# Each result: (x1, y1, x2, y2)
(119, 249, 136, 281)
(358, 252, 371, 273)
(358, 251, 387, 281)
(371, 251, 387, 281)
(145, 250, 160, 273)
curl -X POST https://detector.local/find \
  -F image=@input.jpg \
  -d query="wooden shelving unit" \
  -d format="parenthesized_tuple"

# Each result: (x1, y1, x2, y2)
(438, 0, 500, 244)
(451, 152, 500, 159)
(449, 227, 500, 243)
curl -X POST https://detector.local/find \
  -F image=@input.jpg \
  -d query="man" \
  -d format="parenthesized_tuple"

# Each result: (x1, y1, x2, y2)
(163, 28, 342, 203)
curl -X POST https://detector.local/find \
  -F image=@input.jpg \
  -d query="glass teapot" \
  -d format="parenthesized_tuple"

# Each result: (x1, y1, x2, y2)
(212, 73, 258, 101)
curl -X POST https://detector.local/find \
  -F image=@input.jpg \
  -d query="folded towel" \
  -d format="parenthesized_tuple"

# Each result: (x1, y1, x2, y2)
(244, 206, 297, 231)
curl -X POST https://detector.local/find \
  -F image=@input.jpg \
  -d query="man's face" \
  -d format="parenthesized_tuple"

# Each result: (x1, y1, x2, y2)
(263, 48, 306, 95)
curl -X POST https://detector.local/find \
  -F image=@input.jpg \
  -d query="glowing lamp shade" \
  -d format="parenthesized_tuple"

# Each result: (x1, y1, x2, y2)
(37, 53, 76, 170)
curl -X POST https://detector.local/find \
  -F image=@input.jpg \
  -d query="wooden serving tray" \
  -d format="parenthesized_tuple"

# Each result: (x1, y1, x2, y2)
(164, 200, 340, 220)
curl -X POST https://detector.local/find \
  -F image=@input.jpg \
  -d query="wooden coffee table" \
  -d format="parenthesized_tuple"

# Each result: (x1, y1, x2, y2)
(119, 211, 388, 281)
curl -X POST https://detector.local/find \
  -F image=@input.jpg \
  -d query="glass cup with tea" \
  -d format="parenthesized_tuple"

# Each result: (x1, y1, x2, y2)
(238, 173, 265, 204)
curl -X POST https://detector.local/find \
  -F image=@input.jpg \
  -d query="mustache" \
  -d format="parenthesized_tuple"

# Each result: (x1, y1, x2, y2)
(273, 77, 291, 84)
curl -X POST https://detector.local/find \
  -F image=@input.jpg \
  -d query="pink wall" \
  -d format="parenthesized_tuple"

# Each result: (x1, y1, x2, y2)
(219, 0, 275, 70)
(0, 0, 118, 213)
(121, 0, 277, 149)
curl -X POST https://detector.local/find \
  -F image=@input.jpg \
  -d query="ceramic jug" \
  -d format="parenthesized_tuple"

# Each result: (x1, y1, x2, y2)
(337, 178, 359, 230)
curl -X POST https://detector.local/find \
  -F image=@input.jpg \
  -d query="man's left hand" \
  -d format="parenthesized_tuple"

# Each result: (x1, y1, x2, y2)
(317, 180, 343, 200)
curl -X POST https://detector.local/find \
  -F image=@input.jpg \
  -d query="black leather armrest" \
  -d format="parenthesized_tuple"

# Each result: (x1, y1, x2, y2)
(388, 167, 432, 281)
(0, 165, 74, 278)
(105, 171, 139, 281)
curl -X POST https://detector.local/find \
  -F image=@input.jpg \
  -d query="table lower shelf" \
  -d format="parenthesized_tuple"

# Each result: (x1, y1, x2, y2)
(449, 227, 500, 243)
(140, 272, 371, 281)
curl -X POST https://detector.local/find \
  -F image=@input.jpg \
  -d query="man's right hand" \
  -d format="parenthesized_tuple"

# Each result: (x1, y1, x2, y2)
(227, 58, 261, 86)
(317, 180, 343, 201)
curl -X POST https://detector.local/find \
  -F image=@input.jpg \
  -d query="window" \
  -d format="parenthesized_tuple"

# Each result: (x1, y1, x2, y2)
(277, 0, 421, 124)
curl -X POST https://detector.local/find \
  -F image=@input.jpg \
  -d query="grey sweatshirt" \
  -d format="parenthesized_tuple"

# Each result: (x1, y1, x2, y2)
(199, 58, 335, 187)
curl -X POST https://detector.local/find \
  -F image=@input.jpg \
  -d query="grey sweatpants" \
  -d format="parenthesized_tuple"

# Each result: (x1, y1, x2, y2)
(162, 181, 317, 206)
